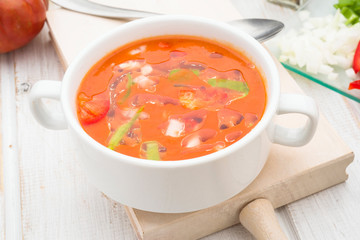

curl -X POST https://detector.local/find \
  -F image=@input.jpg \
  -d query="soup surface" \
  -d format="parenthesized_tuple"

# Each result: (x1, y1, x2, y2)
(76, 35, 267, 161)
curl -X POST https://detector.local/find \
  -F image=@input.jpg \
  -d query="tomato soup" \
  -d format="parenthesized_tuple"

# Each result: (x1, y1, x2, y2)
(76, 36, 267, 161)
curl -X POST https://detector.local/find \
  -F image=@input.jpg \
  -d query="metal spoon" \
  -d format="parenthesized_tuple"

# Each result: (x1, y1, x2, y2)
(228, 18, 284, 43)
(51, 0, 284, 42)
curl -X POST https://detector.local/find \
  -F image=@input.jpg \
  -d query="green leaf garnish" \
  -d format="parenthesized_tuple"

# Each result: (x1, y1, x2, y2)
(207, 78, 249, 95)
(107, 106, 144, 150)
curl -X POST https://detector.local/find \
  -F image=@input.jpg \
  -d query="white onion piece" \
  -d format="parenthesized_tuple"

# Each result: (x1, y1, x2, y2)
(141, 64, 153, 75)
(133, 75, 156, 91)
(184, 137, 201, 148)
(278, 10, 360, 80)
(120, 108, 149, 120)
(345, 68, 357, 80)
(165, 119, 185, 137)
(119, 60, 141, 70)
(129, 45, 146, 55)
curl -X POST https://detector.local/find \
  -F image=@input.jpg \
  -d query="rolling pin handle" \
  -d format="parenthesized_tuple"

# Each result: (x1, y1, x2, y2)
(239, 199, 288, 240)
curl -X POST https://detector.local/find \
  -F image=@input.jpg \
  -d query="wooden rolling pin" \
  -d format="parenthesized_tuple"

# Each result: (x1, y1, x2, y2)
(239, 199, 288, 240)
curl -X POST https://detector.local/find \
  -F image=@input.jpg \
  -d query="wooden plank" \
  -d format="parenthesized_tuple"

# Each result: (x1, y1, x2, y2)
(13, 25, 139, 240)
(0, 51, 22, 240)
(280, 72, 360, 240)
(0, 54, 3, 240)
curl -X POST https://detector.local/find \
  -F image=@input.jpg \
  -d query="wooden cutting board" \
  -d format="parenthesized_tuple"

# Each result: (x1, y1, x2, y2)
(46, 2, 354, 239)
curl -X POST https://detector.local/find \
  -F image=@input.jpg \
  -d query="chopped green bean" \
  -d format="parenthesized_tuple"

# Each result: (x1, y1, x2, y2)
(108, 106, 144, 150)
(144, 141, 161, 160)
(119, 73, 133, 104)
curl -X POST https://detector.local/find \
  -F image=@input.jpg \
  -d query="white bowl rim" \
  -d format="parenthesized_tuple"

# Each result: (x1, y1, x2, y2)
(62, 15, 280, 169)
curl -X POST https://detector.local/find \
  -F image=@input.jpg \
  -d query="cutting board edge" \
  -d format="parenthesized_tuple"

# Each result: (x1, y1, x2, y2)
(124, 151, 354, 240)
(124, 207, 144, 240)
(47, 22, 68, 70)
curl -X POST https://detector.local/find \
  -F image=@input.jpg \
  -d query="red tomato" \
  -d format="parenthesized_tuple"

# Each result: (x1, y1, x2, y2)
(0, 0, 48, 53)
(78, 94, 110, 125)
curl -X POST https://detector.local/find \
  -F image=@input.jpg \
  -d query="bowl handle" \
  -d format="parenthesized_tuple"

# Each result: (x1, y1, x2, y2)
(272, 93, 319, 147)
(28, 80, 67, 130)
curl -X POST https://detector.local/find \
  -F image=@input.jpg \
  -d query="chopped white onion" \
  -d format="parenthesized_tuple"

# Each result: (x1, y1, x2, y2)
(328, 72, 339, 81)
(129, 45, 146, 55)
(345, 68, 357, 80)
(184, 137, 201, 148)
(119, 60, 141, 70)
(133, 75, 150, 87)
(278, 10, 360, 81)
(165, 119, 185, 137)
(141, 64, 153, 75)
(120, 108, 149, 120)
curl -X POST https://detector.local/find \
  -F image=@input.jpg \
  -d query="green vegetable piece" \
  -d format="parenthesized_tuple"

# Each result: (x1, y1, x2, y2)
(334, 0, 360, 25)
(119, 73, 133, 104)
(190, 69, 200, 76)
(108, 106, 144, 150)
(169, 69, 200, 82)
(342, 7, 360, 24)
(144, 141, 161, 160)
(335, 0, 354, 7)
(207, 78, 249, 95)
(169, 69, 181, 76)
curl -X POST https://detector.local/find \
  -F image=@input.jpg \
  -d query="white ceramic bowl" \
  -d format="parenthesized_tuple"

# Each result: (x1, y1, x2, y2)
(29, 15, 318, 213)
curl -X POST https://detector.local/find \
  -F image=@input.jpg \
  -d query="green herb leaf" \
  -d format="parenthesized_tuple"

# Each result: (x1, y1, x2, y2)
(207, 78, 249, 95)
(107, 106, 144, 150)
(144, 141, 161, 160)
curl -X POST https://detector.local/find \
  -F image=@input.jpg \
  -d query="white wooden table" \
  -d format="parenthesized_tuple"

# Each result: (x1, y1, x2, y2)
(1, 1, 360, 239)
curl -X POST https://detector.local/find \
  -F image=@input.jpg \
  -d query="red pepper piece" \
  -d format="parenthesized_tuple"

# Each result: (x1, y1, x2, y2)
(353, 41, 360, 74)
(78, 92, 110, 124)
(348, 80, 360, 90)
